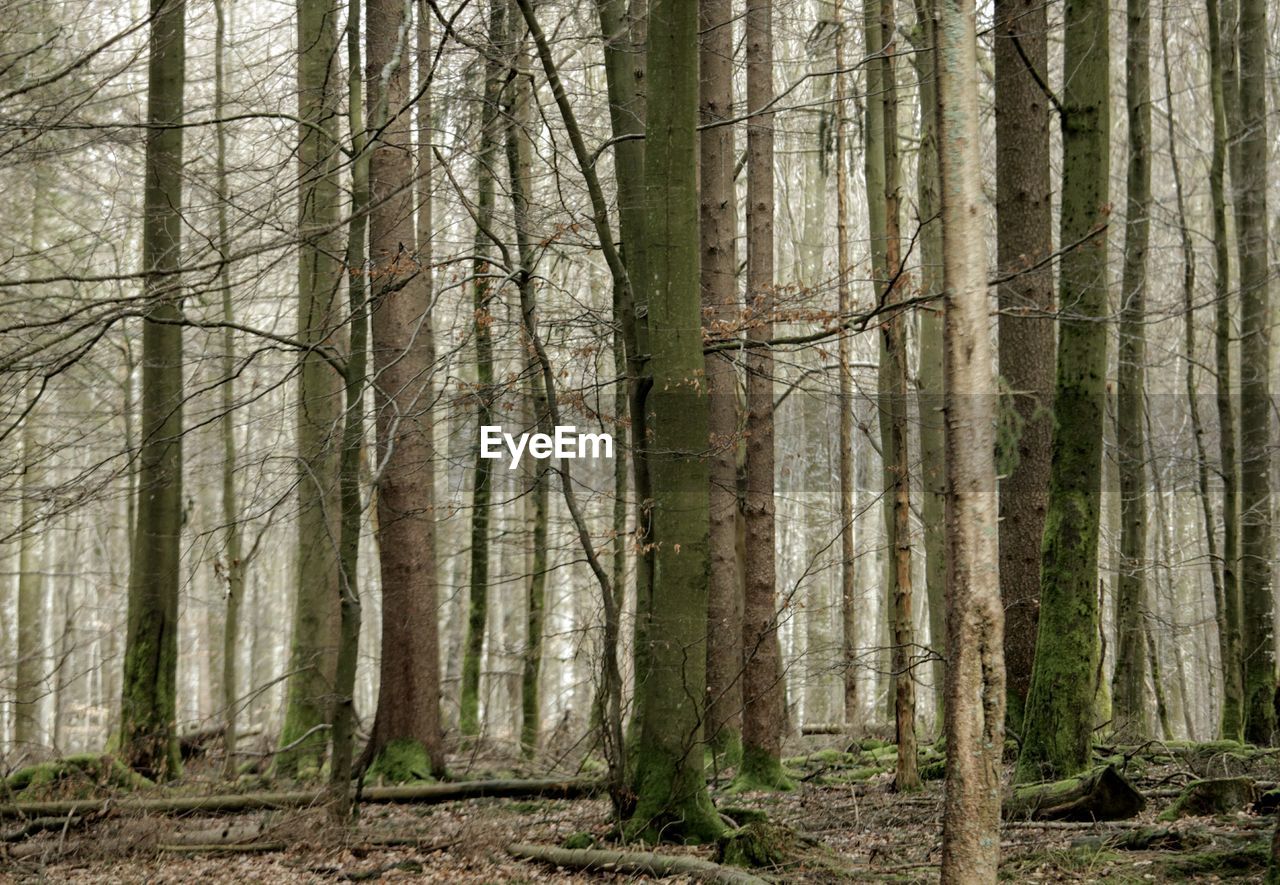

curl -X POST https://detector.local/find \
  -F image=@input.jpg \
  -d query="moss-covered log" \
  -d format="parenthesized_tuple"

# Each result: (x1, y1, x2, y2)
(508, 843, 768, 884)
(1160, 777, 1258, 820)
(1005, 765, 1145, 821)
(0, 777, 600, 819)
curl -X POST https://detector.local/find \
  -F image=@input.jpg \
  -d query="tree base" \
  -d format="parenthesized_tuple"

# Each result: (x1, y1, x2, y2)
(365, 738, 435, 785)
(1160, 777, 1258, 820)
(726, 747, 795, 793)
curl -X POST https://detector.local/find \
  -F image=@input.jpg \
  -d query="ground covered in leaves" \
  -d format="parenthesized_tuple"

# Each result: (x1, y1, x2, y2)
(2, 735, 1278, 882)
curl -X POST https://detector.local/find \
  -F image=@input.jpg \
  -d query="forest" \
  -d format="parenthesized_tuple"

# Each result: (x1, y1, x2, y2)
(1, 0, 1278, 879)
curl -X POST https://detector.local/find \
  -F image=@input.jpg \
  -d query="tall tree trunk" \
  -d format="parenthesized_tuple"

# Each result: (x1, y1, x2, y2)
(624, 0, 722, 842)
(1210, 0, 1243, 742)
(120, 0, 185, 781)
(993, 0, 1054, 731)
(737, 0, 791, 795)
(461, 0, 506, 738)
(833, 6, 858, 732)
(1233, 0, 1273, 746)
(212, 0, 245, 779)
(15, 394, 44, 750)
(504, 3, 548, 758)
(1016, 0, 1110, 782)
(700, 0, 741, 769)
(362, 0, 445, 776)
(911, 0, 945, 732)
(1112, 0, 1151, 741)
(279, 0, 345, 778)
(936, 0, 1006, 873)
(328, 0, 369, 816)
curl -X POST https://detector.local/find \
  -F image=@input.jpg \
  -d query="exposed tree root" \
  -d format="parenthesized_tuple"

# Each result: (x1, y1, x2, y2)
(0, 777, 600, 819)
(507, 842, 769, 884)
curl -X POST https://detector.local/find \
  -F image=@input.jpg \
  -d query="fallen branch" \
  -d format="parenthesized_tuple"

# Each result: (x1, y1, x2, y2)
(508, 843, 768, 885)
(158, 842, 286, 854)
(1005, 765, 1145, 822)
(0, 777, 600, 819)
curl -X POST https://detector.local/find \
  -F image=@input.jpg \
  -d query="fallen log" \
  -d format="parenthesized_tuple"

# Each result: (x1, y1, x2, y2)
(158, 842, 286, 854)
(507, 843, 768, 885)
(1160, 777, 1258, 820)
(1005, 765, 1145, 822)
(0, 777, 600, 819)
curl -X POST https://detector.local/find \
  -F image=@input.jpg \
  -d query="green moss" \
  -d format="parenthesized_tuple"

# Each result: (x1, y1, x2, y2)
(1159, 777, 1258, 820)
(365, 738, 434, 785)
(625, 738, 726, 844)
(726, 746, 796, 793)
(707, 728, 742, 773)
(6, 754, 153, 796)
(562, 832, 594, 850)
(1160, 841, 1269, 877)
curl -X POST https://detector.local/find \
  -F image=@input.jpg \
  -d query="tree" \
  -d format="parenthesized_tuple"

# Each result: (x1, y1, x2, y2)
(625, 0, 722, 842)
(936, 0, 1005, 873)
(278, 0, 345, 778)
(1207, 0, 1244, 740)
(993, 0, 1054, 729)
(1017, 0, 1110, 782)
(360, 0, 446, 780)
(15, 389, 44, 749)
(700, 0, 741, 769)
(119, 0, 186, 781)
(1233, 0, 1272, 745)
(736, 0, 792, 795)
(1112, 0, 1151, 741)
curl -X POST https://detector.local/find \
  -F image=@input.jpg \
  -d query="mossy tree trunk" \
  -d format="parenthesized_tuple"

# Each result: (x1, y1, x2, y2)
(1205, 0, 1243, 741)
(993, 0, 1054, 732)
(700, 0, 742, 769)
(1016, 0, 1110, 783)
(935, 0, 1006, 873)
(279, 0, 344, 779)
(363, 0, 445, 776)
(625, 0, 722, 843)
(120, 0, 185, 782)
(736, 0, 791, 795)
(1111, 0, 1151, 742)
(1233, 0, 1272, 745)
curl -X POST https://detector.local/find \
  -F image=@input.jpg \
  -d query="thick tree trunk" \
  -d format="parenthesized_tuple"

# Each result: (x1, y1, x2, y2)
(1016, 0, 1110, 782)
(736, 0, 791, 795)
(625, 0, 722, 842)
(993, 0, 1054, 730)
(1111, 0, 1151, 742)
(1233, 0, 1273, 746)
(361, 0, 445, 777)
(935, 0, 1006, 874)
(279, 0, 344, 778)
(120, 0, 185, 781)
(700, 0, 742, 769)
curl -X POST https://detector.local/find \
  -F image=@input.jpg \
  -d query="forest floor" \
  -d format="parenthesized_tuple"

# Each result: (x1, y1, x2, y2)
(1, 733, 1277, 883)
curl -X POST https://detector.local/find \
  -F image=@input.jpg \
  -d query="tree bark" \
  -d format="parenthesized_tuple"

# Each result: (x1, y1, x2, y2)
(625, 0, 722, 842)
(935, 0, 1006, 875)
(1016, 0, 1110, 783)
(993, 0, 1054, 730)
(737, 0, 791, 795)
(700, 0, 741, 769)
(120, 0, 185, 781)
(1111, 0, 1151, 742)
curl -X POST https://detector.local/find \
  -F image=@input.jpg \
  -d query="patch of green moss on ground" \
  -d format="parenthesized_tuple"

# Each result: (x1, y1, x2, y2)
(5, 754, 153, 797)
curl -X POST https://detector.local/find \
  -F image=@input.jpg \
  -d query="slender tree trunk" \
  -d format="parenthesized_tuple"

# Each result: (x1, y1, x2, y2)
(212, 0, 245, 779)
(1233, 0, 1273, 746)
(937, 0, 1006, 872)
(910, 0, 946, 732)
(328, 0, 368, 817)
(1209, 0, 1243, 741)
(737, 0, 791, 795)
(15, 394, 44, 750)
(1016, 0, 1110, 782)
(1112, 0, 1151, 741)
(700, 0, 741, 769)
(120, 0, 186, 781)
(362, 0, 445, 776)
(993, 0, 1054, 731)
(279, 0, 344, 778)
(833, 6, 858, 732)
